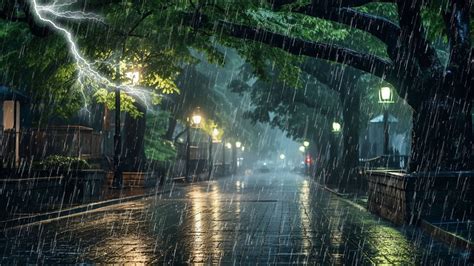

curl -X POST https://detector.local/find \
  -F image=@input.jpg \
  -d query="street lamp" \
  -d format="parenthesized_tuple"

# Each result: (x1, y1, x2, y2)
(209, 127, 219, 180)
(303, 141, 310, 148)
(112, 70, 140, 189)
(379, 86, 393, 155)
(299, 146, 305, 152)
(332, 122, 341, 133)
(125, 71, 140, 85)
(186, 107, 203, 180)
(280, 154, 286, 160)
(226, 142, 232, 149)
(212, 128, 219, 138)
(235, 141, 242, 149)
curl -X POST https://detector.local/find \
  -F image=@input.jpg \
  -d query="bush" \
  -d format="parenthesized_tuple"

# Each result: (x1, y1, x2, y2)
(36, 155, 90, 170)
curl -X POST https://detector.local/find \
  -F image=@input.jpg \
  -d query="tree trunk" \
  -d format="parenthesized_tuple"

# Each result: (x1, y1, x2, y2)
(164, 117, 177, 141)
(340, 88, 361, 191)
(327, 132, 340, 187)
(410, 97, 473, 172)
(122, 104, 147, 171)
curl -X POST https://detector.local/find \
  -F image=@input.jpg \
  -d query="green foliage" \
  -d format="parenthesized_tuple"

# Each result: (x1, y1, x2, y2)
(93, 89, 142, 118)
(144, 111, 177, 162)
(36, 155, 90, 170)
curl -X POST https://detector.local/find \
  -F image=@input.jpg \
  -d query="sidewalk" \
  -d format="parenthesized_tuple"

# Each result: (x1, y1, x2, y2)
(0, 170, 222, 230)
(0, 182, 175, 230)
(319, 178, 473, 257)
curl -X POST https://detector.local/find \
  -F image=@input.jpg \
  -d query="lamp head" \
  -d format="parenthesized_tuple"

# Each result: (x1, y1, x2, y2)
(332, 122, 341, 133)
(125, 71, 140, 85)
(191, 107, 202, 126)
(379, 86, 394, 103)
(212, 128, 219, 137)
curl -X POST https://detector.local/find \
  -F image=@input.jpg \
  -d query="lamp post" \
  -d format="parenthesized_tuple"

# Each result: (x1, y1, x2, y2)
(328, 121, 342, 185)
(235, 141, 242, 172)
(209, 127, 219, 180)
(303, 140, 310, 175)
(112, 70, 140, 189)
(224, 142, 232, 175)
(379, 87, 394, 155)
(280, 153, 286, 168)
(186, 108, 202, 180)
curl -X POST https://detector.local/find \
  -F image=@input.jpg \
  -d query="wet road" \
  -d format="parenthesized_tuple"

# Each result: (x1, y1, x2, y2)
(0, 171, 468, 264)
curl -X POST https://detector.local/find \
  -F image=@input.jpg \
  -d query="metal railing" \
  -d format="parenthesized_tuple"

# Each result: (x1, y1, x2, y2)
(359, 155, 409, 172)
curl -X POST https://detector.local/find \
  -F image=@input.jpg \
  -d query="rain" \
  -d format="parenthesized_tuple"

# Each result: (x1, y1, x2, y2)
(0, 0, 472, 264)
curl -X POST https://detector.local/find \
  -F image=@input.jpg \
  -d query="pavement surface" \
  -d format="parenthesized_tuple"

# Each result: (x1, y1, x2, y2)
(0, 171, 470, 264)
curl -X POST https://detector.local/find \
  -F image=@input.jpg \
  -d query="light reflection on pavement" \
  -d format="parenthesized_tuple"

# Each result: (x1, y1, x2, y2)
(0, 171, 468, 264)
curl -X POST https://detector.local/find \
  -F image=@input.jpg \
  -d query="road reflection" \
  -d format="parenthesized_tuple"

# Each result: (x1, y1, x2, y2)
(187, 184, 223, 263)
(298, 180, 313, 254)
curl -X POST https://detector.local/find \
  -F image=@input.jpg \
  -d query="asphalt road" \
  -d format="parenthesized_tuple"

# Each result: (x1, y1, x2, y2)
(0, 170, 468, 264)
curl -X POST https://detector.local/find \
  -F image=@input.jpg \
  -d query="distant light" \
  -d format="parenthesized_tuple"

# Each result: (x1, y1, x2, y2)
(299, 146, 305, 152)
(263, 162, 267, 166)
(332, 122, 341, 133)
(241, 146, 245, 151)
(226, 142, 232, 149)
(379, 86, 394, 103)
(235, 141, 242, 148)
(303, 141, 310, 147)
(280, 154, 286, 160)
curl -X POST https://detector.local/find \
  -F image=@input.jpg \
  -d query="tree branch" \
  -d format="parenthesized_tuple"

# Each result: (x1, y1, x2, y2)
(187, 15, 394, 79)
(295, 6, 399, 55)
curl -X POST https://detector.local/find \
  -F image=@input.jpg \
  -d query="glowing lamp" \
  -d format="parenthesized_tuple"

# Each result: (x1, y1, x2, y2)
(379, 86, 394, 104)
(125, 71, 140, 85)
(212, 128, 219, 137)
(332, 122, 341, 133)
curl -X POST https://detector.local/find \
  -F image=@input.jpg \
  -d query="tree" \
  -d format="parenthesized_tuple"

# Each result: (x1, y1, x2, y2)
(3, 0, 472, 172)
(184, 0, 473, 172)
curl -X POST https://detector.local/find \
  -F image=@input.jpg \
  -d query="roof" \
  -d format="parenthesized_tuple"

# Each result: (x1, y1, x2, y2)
(369, 114, 399, 123)
(0, 86, 29, 102)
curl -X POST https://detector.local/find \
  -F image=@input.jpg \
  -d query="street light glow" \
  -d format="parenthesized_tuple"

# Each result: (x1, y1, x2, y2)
(379, 86, 394, 103)
(241, 146, 245, 151)
(303, 141, 310, 147)
(125, 71, 140, 85)
(280, 154, 286, 160)
(332, 122, 341, 133)
(299, 146, 305, 152)
(191, 108, 202, 126)
(212, 128, 219, 137)
(235, 141, 242, 148)
(226, 143, 232, 149)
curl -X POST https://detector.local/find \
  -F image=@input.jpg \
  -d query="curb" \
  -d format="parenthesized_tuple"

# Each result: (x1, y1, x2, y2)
(420, 219, 473, 253)
(322, 185, 351, 198)
(0, 189, 170, 230)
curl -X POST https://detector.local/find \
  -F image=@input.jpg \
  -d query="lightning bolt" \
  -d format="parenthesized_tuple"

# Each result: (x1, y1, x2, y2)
(29, 0, 153, 112)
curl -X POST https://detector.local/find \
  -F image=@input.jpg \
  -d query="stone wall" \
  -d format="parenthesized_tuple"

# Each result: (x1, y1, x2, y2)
(367, 171, 473, 225)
